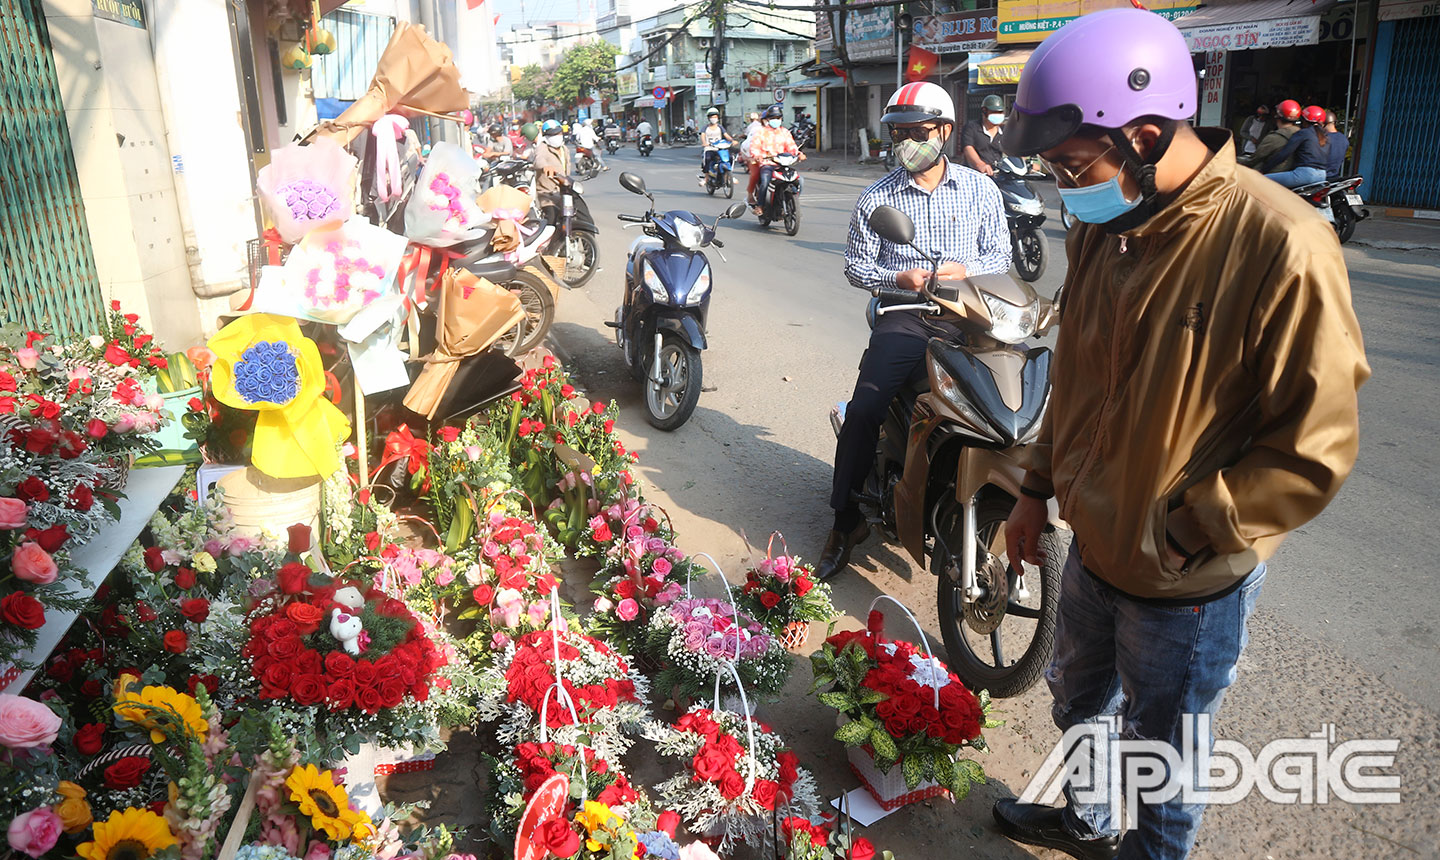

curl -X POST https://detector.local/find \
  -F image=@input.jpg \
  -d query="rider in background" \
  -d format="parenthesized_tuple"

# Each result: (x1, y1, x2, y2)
(698, 108, 735, 185)
(746, 105, 804, 211)
(1323, 109, 1349, 180)
(480, 123, 513, 160)
(961, 94, 1007, 175)
(1263, 104, 1331, 188)
(574, 119, 610, 172)
(1240, 99, 1300, 170)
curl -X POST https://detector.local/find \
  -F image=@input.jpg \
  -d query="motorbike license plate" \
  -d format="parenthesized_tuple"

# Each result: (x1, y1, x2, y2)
(1345, 193, 1364, 206)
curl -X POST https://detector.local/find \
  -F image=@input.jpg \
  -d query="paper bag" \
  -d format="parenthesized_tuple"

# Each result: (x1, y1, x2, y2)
(402, 269, 524, 419)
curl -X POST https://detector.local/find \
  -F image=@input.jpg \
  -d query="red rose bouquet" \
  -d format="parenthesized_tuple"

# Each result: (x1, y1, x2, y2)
(735, 543, 836, 650)
(486, 740, 641, 837)
(645, 706, 819, 853)
(809, 608, 997, 805)
(475, 628, 649, 762)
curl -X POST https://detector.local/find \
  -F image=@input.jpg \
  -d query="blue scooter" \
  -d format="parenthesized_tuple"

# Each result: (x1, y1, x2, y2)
(607, 172, 746, 430)
(703, 140, 735, 199)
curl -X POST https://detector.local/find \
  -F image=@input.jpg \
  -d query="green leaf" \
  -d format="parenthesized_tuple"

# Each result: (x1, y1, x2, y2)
(933, 754, 957, 793)
(869, 727, 899, 767)
(833, 720, 871, 747)
(901, 752, 925, 789)
(444, 500, 473, 552)
(456, 606, 483, 620)
(957, 758, 986, 785)
(977, 688, 992, 712)
(818, 692, 855, 711)
(855, 688, 887, 705)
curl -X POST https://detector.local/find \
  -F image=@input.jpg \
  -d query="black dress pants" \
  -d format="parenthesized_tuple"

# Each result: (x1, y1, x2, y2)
(829, 330, 931, 513)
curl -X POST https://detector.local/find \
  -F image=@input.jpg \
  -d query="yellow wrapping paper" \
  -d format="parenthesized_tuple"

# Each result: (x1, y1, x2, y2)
(402, 269, 524, 419)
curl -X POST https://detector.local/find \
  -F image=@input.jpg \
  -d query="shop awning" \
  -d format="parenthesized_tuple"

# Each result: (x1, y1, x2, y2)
(785, 76, 844, 91)
(975, 49, 1033, 86)
(1174, 0, 1339, 52)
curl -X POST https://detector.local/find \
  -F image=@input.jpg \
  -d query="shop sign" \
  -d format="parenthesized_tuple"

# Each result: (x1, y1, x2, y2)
(815, 7, 894, 61)
(913, 10, 1000, 54)
(1181, 16, 1321, 52)
(92, 0, 146, 29)
(976, 52, 1032, 86)
(1320, 4, 1371, 42)
(1198, 51, 1227, 127)
(617, 72, 639, 96)
(997, 0, 1196, 44)
(695, 63, 712, 98)
(1378, 0, 1440, 20)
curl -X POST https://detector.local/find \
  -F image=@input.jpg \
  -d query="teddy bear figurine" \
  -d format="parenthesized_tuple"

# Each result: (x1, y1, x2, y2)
(330, 607, 365, 655)
(333, 586, 366, 611)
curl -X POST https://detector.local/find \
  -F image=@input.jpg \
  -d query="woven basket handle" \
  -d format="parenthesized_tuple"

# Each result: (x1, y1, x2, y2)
(691, 552, 743, 663)
(766, 531, 789, 562)
(538, 586, 589, 802)
(709, 661, 759, 794)
(866, 594, 941, 709)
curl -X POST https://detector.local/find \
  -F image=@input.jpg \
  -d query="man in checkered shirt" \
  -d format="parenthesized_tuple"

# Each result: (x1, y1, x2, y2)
(816, 81, 1010, 582)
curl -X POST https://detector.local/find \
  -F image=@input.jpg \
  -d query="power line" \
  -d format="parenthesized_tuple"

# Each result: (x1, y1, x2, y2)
(728, 12, 817, 41)
(731, 0, 922, 13)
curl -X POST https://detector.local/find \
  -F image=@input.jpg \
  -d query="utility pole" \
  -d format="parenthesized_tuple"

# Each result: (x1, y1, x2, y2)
(710, 0, 725, 118)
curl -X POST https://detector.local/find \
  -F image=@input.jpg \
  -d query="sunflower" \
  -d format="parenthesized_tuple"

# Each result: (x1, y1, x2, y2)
(113, 681, 209, 744)
(76, 808, 176, 860)
(285, 763, 357, 841)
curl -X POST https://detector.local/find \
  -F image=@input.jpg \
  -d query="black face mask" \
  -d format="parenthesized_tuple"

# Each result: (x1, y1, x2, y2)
(1097, 122, 1177, 234)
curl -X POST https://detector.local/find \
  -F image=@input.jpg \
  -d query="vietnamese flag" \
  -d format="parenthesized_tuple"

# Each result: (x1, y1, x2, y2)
(905, 45, 939, 83)
(465, 0, 485, 9)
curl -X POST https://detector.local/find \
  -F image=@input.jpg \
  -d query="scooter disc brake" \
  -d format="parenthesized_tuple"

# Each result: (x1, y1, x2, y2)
(963, 552, 1010, 635)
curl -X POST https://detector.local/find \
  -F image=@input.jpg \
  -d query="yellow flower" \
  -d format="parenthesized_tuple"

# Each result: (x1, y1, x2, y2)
(207, 314, 350, 479)
(54, 781, 93, 834)
(113, 683, 208, 744)
(344, 809, 375, 844)
(76, 808, 176, 860)
(575, 800, 613, 834)
(285, 763, 356, 841)
(191, 551, 217, 574)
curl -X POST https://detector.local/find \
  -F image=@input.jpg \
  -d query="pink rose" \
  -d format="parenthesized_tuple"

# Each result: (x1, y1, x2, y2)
(435, 568, 454, 587)
(304, 840, 332, 860)
(0, 695, 61, 748)
(14, 348, 38, 370)
(651, 557, 673, 577)
(0, 498, 26, 530)
(11, 543, 57, 585)
(7, 808, 61, 858)
(464, 445, 482, 461)
(593, 596, 614, 613)
(616, 598, 640, 622)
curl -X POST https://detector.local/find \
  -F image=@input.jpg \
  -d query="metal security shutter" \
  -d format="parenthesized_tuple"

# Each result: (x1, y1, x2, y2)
(313, 9, 396, 101)
(0, 0, 104, 335)
(1369, 15, 1440, 209)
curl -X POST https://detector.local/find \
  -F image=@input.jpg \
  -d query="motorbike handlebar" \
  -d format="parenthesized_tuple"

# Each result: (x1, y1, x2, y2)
(711, 238, 725, 249)
(616, 214, 647, 222)
(872, 285, 924, 303)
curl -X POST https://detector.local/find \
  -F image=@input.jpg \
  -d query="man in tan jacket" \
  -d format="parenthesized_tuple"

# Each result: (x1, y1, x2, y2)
(991, 10, 1369, 860)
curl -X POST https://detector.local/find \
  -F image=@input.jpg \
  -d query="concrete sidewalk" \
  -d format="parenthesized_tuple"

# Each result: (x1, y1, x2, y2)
(1350, 211, 1440, 252)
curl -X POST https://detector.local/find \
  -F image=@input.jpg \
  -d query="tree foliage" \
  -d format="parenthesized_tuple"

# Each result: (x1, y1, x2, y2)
(511, 64, 551, 107)
(548, 41, 620, 107)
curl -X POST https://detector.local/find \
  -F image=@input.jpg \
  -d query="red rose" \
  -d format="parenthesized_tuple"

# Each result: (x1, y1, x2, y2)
(267, 635, 302, 660)
(776, 750, 800, 786)
(693, 744, 732, 781)
(852, 839, 875, 860)
(260, 662, 294, 695)
(357, 686, 385, 713)
(1, 593, 45, 629)
(163, 630, 188, 653)
(80, 679, 103, 698)
(180, 598, 210, 624)
(143, 546, 165, 573)
(794, 576, 814, 597)
(291, 674, 328, 706)
(295, 650, 324, 676)
(378, 678, 407, 708)
(86, 418, 109, 439)
(324, 651, 355, 679)
(26, 524, 69, 553)
(537, 818, 580, 858)
(752, 778, 780, 810)
(286, 524, 312, 554)
(285, 602, 325, 635)
(327, 678, 358, 710)
(135, 602, 158, 623)
(364, 532, 381, 552)
(45, 658, 74, 682)
(352, 661, 377, 688)
(437, 426, 460, 442)
(718, 769, 746, 800)
(104, 755, 151, 789)
(104, 342, 130, 366)
(74, 722, 106, 755)
(277, 562, 311, 594)
(24, 423, 58, 455)
(173, 568, 196, 590)
(69, 483, 94, 512)
(15, 477, 49, 503)
(471, 584, 494, 606)
(187, 674, 220, 697)
(656, 810, 680, 838)
(759, 591, 781, 609)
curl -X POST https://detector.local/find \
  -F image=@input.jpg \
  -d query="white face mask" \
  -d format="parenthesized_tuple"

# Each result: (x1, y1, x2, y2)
(709, 117, 719, 125)
(544, 134, 563, 146)
(986, 112, 1005, 125)
(767, 118, 782, 128)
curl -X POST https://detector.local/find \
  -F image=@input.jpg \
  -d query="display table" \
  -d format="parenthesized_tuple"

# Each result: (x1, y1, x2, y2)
(0, 465, 186, 693)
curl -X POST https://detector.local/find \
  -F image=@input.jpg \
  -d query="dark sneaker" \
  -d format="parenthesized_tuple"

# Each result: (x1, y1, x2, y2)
(815, 520, 871, 582)
(993, 800, 1120, 860)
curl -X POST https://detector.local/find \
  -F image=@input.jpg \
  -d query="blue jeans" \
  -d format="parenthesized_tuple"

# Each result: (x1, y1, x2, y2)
(1048, 546, 1265, 859)
(1265, 165, 1325, 188)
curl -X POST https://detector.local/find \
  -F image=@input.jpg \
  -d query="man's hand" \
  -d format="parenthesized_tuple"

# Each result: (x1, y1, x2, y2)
(936, 261, 969, 281)
(895, 269, 930, 292)
(1005, 494, 1049, 567)
(981, 163, 996, 176)
(798, 151, 807, 161)
(541, 166, 557, 177)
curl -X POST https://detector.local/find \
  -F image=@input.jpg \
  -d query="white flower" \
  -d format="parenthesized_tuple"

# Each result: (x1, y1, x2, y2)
(907, 653, 951, 691)
(88, 335, 105, 348)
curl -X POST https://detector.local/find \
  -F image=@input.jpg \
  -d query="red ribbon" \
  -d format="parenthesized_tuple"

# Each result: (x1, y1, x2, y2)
(375, 424, 432, 490)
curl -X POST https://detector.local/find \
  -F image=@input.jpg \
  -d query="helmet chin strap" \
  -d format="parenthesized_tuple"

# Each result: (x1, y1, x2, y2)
(1100, 121, 1177, 233)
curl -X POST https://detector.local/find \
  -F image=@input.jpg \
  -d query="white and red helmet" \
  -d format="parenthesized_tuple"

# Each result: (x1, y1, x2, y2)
(883, 81, 956, 126)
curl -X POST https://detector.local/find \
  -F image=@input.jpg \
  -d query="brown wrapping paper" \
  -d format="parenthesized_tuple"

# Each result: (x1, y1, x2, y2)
(490, 219, 520, 254)
(402, 268, 524, 419)
(313, 22, 469, 146)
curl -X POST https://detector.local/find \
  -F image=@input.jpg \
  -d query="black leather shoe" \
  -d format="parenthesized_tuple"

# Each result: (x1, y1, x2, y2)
(815, 521, 870, 582)
(993, 799, 1120, 860)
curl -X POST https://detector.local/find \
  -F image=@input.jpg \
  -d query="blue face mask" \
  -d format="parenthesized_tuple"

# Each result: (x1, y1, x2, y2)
(1056, 168, 1141, 225)
(767, 118, 782, 128)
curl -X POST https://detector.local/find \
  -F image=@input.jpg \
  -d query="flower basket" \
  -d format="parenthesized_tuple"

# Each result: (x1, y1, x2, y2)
(781, 621, 810, 651)
(735, 533, 835, 649)
(845, 731, 949, 812)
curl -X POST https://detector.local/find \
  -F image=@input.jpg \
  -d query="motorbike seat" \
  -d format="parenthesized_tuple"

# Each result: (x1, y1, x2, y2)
(1293, 181, 1330, 194)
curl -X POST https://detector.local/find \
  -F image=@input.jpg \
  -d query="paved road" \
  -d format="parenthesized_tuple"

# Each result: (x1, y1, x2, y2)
(549, 146, 1440, 857)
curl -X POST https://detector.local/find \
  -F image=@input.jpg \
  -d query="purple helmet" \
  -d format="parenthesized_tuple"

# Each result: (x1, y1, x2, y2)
(1003, 8, 1197, 156)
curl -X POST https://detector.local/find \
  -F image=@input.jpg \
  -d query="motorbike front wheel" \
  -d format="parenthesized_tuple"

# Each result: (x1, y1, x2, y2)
(724, 173, 734, 199)
(933, 494, 1065, 698)
(503, 269, 555, 355)
(1013, 226, 1048, 282)
(783, 194, 800, 236)
(644, 332, 702, 431)
(560, 231, 599, 288)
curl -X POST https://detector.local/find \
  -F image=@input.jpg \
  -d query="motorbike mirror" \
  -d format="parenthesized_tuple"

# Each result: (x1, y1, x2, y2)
(868, 205, 915, 246)
(618, 172, 648, 196)
(722, 203, 747, 220)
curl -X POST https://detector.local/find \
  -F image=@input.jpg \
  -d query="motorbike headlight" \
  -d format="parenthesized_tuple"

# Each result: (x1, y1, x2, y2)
(927, 353, 998, 441)
(686, 264, 711, 305)
(642, 263, 668, 302)
(1016, 197, 1044, 215)
(571, 182, 585, 196)
(981, 292, 1039, 344)
(675, 220, 706, 251)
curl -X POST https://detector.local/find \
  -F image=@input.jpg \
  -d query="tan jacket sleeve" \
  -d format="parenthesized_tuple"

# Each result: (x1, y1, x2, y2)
(1166, 243, 1370, 555)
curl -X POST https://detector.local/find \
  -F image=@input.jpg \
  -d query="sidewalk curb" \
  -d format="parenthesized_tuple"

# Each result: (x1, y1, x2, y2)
(1348, 238, 1440, 252)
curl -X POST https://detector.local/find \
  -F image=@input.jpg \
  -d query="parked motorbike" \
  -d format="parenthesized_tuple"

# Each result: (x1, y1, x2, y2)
(992, 156, 1048, 282)
(540, 178, 601, 288)
(755, 153, 802, 236)
(638, 134, 654, 157)
(703, 140, 735, 199)
(609, 172, 746, 430)
(791, 120, 815, 151)
(830, 204, 1065, 697)
(481, 158, 535, 197)
(574, 146, 602, 181)
(675, 127, 699, 146)
(1294, 175, 1370, 244)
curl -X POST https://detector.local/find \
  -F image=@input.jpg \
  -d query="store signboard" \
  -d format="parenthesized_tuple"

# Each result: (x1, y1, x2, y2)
(1378, 0, 1440, 20)
(913, 10, 1000, 54)
(695, 62, 712, 98)
(617, 71, 639, 96)
(1181, 16, 1321, 52)
(815, 7, 894, 60)
(997, 0, 1196, 44)
(1198, 51, 1227, 127)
